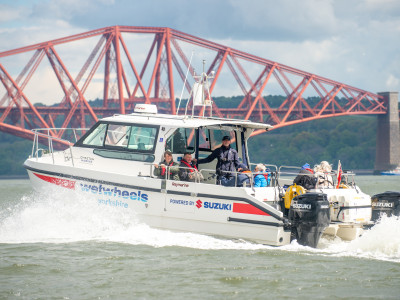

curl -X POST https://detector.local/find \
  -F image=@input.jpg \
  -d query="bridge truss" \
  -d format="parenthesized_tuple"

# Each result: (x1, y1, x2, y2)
(0, 26, 386, 141)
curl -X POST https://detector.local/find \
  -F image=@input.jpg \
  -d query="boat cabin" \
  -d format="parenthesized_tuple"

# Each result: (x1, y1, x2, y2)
(74, 104, 272, 184)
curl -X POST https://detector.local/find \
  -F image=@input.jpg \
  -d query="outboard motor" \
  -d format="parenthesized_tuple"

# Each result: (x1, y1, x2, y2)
(371, 191, 400, 222)
(289, 193, 330, 248)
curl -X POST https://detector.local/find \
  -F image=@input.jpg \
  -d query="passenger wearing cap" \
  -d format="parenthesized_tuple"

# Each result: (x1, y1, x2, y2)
(197, 135, 242, 186)
(154, 150, 180, 180)
(293, 163, 316, 190)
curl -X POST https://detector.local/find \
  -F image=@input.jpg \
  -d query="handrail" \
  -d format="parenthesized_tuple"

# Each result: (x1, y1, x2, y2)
(151, 164, 281, 189)
(31, 128, 88, 167)
(278, 165, 357, 189)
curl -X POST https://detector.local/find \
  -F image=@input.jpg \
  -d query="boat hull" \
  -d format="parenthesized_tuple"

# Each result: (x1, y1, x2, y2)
(25, 160, 291, 246)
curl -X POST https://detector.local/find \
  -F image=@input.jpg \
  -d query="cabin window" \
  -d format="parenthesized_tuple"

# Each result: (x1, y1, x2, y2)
(105, 124, 130, 147)
(93, 149, 155, 163)
(102, 124, 157, 152)
(166, 128, 195, 154)
(81, 123, 107, 146)
(209, 129, 237, 151)
(127, 126, 157, 151)
(198, 127, 210, 150)
(78, 122, 158, 154)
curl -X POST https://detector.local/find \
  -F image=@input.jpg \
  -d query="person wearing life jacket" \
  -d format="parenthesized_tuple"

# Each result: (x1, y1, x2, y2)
(236, 163, 252, 187)
(314, 161, 334, 188)
(293, 163, 316, 190)
(253, 164, 270, 187)
(197, 135, 241, 187)
(154, 150, 180, 180)
(179, 152, 203, 182)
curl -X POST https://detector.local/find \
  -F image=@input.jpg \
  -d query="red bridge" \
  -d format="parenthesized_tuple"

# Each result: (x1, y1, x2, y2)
(0, 26, 398, 171)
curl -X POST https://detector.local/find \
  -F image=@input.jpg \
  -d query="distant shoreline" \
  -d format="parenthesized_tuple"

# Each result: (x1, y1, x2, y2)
(0, 175, 29, 180)
(353, 169, 374, 175)
(0, 170, 376, 179)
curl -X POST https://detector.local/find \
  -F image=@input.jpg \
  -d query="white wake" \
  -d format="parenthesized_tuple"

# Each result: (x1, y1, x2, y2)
(1, 188, 399, 262)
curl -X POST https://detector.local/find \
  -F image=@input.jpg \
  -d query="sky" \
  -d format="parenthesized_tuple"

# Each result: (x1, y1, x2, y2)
(0, 0, 400, 104)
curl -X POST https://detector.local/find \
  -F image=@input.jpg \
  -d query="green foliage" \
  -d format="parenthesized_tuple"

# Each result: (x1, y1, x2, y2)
(248, 115, 377, 170)
(0, 132, 32, 176)
(0, 96, 379, 175)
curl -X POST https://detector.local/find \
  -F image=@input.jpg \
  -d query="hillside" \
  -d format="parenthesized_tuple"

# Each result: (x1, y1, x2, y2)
(247, 115, 376, 170)
(0, 132, 32, 176)
(0, 97, 378, 176)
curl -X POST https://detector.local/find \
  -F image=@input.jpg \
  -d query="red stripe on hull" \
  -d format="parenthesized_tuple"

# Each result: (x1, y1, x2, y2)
(33, 173, 76, 189)
(233, 203, 270, 216)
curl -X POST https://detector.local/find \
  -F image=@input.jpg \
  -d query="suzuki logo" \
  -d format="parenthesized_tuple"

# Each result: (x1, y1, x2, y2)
(196, 199, 202, 208)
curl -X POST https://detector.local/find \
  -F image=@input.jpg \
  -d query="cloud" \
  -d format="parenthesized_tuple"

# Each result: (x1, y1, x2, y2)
(386, 74, 400, 90)
(0, 4, 24, 23)
(0, 0, 399, 103)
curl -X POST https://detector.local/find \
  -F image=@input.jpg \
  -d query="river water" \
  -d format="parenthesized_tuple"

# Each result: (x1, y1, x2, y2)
(0, 176, 399, 299)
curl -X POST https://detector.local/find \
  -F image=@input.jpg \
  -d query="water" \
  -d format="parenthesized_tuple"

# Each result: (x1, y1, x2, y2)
(1, 176, 400, 299)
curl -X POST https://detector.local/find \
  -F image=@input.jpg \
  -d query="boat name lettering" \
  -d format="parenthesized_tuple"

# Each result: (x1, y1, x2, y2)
(372, 202, 393, 208)
(170, 199, 194, 206)
(80, 184, 148, 202)
(98, 199, 128, 208)
(203, 201, 232, 211)
(80, 156, 94, 164)
(292, 203, 312, 210)
(172, 182, 189, 188)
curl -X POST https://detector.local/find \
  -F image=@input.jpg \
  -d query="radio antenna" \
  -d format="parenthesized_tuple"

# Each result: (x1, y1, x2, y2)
(176, 51, 194, 115)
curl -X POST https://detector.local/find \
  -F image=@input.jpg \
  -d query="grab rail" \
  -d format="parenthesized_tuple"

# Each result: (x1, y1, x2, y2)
(31, 128, 88, 167)
(150, 163, 279, 189)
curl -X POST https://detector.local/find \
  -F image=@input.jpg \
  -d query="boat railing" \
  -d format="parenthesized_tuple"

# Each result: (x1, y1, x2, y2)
(277, 165, 357, 189)
(148, 162, 357, 189)
(151, 164, 280, 189)
(31, 128, 88, 167)
(248, 163, 279, 187)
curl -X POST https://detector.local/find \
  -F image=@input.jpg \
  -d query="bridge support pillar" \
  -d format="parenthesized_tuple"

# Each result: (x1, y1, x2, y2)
(374, 92, 400, 174)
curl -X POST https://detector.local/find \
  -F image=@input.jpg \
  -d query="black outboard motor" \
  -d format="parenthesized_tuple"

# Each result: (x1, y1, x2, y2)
(289, 193, 330, 248)
(371, 191, 400, 222)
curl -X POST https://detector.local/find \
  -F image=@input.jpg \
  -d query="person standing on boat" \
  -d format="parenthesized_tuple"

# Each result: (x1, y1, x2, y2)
(293, 163, 316, 190)
(179, 152, 203, 182)
(154, 150, 180, 180)
(197, 135, 242, 186)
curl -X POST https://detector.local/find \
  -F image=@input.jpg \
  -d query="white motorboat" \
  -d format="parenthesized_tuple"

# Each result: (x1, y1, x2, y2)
(24, 68, 398, 247)
(25, 105, 314, 247)
(381, 166, 400, 176)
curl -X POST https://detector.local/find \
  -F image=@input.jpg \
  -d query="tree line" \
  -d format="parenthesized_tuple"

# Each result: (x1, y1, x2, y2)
(247, 115, 376, 170)
(0, 96, 378, 176)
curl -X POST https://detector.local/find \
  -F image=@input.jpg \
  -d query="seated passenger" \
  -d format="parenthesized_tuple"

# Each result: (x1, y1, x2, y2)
(153, 150, 180, 180)
(293, 163, 316, 190)
(236, 163, 252, 187)
(314, 161, 334, 188)
(179, 152, 203, 182)
(253, 164, 270, 187)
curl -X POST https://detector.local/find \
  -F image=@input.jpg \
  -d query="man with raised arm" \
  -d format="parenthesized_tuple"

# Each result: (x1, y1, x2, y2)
(197, 135, 242, 186)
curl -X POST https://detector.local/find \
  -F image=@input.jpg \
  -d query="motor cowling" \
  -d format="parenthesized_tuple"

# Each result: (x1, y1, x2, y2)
(371, 191, 400, 222)
(289, 192, 330, 248)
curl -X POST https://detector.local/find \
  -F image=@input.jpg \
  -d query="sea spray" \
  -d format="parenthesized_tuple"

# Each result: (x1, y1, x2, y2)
(2, 184, 400, 262)
(0, 186, 267, 250)
(316, 215, 400, 262)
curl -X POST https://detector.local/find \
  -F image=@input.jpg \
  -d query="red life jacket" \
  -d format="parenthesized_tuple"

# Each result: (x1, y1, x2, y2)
(161, 161, 176, 176)
(305, 168, 314, 174)
(180, 160, 197, 172)
(254, 173, 268, 181)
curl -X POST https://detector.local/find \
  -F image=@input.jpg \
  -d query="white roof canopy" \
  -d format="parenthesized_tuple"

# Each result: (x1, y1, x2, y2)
(102, 113, 273, 131)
